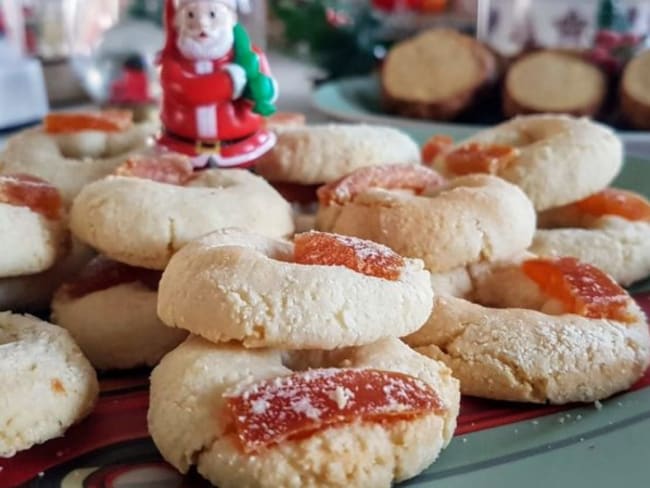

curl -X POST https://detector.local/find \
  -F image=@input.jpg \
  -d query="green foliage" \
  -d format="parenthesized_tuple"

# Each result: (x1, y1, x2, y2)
(272, 0, 382, 79)
(597, 0, 630, 32)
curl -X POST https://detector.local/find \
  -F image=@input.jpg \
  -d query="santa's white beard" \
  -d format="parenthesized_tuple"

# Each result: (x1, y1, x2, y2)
(177, 29, 234, 61)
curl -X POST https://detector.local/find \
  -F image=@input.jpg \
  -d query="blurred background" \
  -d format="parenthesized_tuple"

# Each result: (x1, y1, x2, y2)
(0, 0, 649, 141)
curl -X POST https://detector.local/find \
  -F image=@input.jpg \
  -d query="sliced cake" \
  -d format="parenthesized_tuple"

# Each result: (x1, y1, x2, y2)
(382, 29, 497, 120)
(504, 50, 606, 118)
(621, 49, 650, 130)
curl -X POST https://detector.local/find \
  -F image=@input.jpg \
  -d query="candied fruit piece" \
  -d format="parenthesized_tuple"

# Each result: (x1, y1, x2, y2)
(115, 154, 195, 185)
(225, 368, 444, 453)
(294, 231, 405, 280)
(421, 134, 454, 164)
(444, 143, 519, 176)
(522, 257, 633, 322)
(317, 164, 446, 207)
(574, 188, 650, 222)
(0, 174, 62, 220)
(61, 256, 161, 299)
(44, 110, 133, 134)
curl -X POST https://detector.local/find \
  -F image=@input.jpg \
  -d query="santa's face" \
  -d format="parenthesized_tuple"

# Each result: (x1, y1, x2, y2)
(176, 1, 236, 60)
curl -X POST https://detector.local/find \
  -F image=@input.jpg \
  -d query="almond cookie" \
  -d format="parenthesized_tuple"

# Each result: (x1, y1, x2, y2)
(531, 188, 650, 286)
(0, 238, 94, 312)
(431, 114, 623, 211)
(157, 229, 433, 350)
(0, 312, 99, 457)
(148, 336, 459, 488)
(406, 257, 650, 404)
(255, 124, 420, 187)
(51, 256, 187, 370)
(0, 111, 156, 204)
(318, 172, 536, 274)
(70, 158, 294, 270)
(0, 174, 67, 278)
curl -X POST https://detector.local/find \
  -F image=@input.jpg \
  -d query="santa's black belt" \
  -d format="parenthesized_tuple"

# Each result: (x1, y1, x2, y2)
(165, 130, 245, 148)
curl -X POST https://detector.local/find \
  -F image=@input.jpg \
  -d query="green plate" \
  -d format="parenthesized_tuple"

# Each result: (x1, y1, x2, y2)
(1, 139, 649, 488)
(313, 75, 650, 148)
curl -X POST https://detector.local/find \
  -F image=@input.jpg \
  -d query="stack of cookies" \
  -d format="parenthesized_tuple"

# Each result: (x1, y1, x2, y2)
(0, 110, 156, 312)
(0, 110, 160, 458)
(50, 153, 295, 371)
(148, 228, 461, 488)
(319, 113, 650, 405)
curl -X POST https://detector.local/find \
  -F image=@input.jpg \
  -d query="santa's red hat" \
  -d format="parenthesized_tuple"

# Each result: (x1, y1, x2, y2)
(174, 0, 250, 13)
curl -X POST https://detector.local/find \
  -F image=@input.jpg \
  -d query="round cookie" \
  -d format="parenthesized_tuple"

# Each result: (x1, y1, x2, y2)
(0, 174, 67, 278)
(51, 257, 187, 370)
(148, 336, 460, 488)
(406, 257, 650, 404)
(319, 173, 536, 274)
(0, 238, 95, 312)
(255, 124, 421, 186)
(157, 228, 433, 350)
(70, 168, 294, 270)
(0, 112, 156, 204)
(0, 312, 99, 457)
(531, 188, 650, 286)
(432, 114, 623, 211)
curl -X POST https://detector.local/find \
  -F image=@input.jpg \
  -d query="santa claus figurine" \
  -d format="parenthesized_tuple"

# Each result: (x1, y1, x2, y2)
(157, 0, 278, 168)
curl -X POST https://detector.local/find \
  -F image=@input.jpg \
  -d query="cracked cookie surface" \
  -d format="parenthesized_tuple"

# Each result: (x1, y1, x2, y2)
(318, 174, 536, 274)
(147, 336, 459, 488)
(406, 260, 650, 404)
(69, 170, 294, 269)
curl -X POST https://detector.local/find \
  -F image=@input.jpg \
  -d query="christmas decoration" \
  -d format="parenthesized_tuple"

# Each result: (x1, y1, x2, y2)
(272, 1, 383, 80)
(70, 2, 164, 108)
(597, 0, 630, 32)
(156, 0, 278, 169)
(588, 0, 646, 75)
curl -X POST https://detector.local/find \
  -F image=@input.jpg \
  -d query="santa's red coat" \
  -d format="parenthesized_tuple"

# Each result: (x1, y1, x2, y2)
(158, 1, 268, 143)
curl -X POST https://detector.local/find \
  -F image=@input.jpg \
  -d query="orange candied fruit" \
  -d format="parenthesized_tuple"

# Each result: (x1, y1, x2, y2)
(421, 134, 454, 164)
(225, 368, 444, 453)
(574, 188, 650, 222)
(522, 257, 633, 323)
(444, 142, 519, 176)
(44, 110, 133, 134)
(0, 173, 62, 220)
(61, 256, 161, 300)
(317, 164, 446, 207)
(115, 154, 195, 185)
(294, 231, 405, 281)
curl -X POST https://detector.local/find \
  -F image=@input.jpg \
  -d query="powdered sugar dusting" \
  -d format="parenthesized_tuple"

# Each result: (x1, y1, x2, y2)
(522, 257, 634, 323)
(294, 231, 405, 280)
(225, 368, 444, 453)
(327, 386, 355, 410)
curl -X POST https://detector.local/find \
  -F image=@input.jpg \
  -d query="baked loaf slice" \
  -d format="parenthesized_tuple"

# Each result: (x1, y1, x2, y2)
(621, 49, 650, 130)
(382, 29, 496, 120)
(504, 50, 606, 117)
